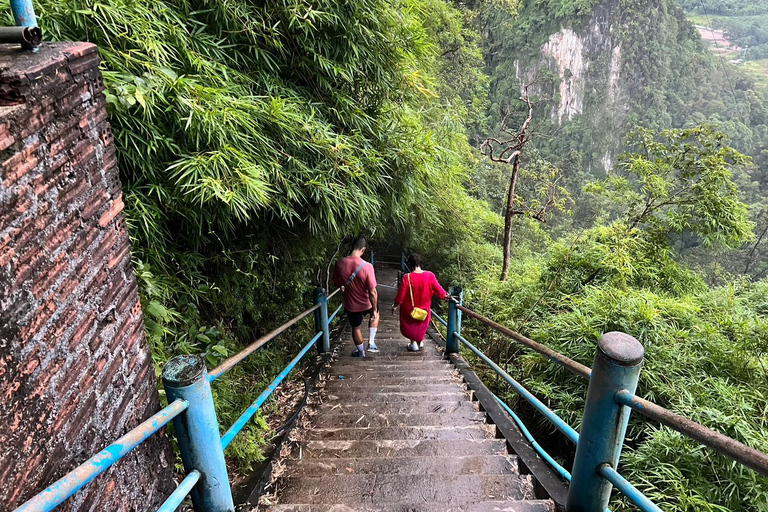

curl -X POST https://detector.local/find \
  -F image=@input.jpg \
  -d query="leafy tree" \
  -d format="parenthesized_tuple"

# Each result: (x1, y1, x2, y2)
(602, 126, 754, 249)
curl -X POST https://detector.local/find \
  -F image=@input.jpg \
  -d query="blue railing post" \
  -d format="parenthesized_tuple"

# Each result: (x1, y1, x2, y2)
(400, 253, 406, 271)
(313, 287, 330, 353)
(10, 0, 37, 27)
(446, 287, 462, 354)
(162, 355, 235, 512)
(566, 332, 644, 512)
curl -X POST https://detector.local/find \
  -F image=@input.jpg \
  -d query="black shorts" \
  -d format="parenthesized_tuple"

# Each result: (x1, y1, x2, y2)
(346, 308, 375, 328)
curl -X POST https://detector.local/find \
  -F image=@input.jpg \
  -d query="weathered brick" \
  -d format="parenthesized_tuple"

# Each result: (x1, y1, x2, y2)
(0, 43, 173, 512)
(80, 191, 108, 220)
(31, 254, 70, 299)
(69, 311, 96, 350)
(98, 354, 123, 393)
(44, 213, 81, 253)
(17, 301, 56, 340)
(98, 195, 124, 228)
(70, 225, 99, 255)
(0, 132, 15, 151)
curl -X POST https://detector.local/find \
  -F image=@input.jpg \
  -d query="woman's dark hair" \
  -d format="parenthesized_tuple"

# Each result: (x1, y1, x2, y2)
(408, 253, 423, 269)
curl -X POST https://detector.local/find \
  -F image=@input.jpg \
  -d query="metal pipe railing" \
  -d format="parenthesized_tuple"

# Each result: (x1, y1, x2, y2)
(451, 298, 768, 510)
(209, 303, 320, 381)
(155, 471, 200, 512)
(494, 393, 572, 482)
(457, 333, 580, 444)
(13, 399, 189, 512)
(220, 331, 322, 449)
(598, 465, 662, 512)
(615, 390, 768, 477)
(455, 302, 592, 380)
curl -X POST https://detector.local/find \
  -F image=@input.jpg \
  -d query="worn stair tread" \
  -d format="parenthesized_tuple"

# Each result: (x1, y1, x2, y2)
(295, 439, 509, 458)
(323, 386, 472, 403)
(321, 376, 459, 387)
(330, 361, 451, 368)
(310, 411, 487, 428)
(314, 401, 478, 416)
(278, 455, 521, 477)
(271, 474, 534, 504)
(321, 393, 472, 405)
(299, 424, 494, 441)
(323, 384, 466, 393)
(262, 501, 554, 512)
(323, 370, 460, 379)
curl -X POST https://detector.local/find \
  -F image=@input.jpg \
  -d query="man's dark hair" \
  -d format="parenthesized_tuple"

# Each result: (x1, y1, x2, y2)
(352, 236, 367, 252)
(408, 253, 423, 269)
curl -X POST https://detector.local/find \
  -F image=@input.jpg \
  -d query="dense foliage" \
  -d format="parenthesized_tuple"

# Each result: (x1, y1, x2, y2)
(9, 0, 767, 508)
(3, 0, 491, 469)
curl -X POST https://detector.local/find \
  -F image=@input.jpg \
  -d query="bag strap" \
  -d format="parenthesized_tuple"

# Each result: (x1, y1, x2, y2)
(407, 273, 415, 307)
(345, 261, 367, 288)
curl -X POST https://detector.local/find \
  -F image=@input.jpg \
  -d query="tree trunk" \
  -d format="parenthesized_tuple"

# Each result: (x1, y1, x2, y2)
(745, 221, 768, 274)
(500, 155, 520, 281)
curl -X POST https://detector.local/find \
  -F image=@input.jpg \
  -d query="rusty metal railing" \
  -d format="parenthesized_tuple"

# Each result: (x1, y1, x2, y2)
(433, 289, 768, 512)
(13, 286, 344, 512)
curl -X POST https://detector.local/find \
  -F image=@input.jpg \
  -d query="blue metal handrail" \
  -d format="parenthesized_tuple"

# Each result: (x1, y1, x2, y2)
(436, 296, 768, 512)
(155, 471, 200, 512)
(13, 399, 189, 512)
(14, 286, 345, 512)
(221, 331, 322, 449)
(457, 332, 579, 444)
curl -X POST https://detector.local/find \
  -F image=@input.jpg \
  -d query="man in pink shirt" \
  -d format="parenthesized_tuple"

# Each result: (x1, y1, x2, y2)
(333, 237, 380, 357)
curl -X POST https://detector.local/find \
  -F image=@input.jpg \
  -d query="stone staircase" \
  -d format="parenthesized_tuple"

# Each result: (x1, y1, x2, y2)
(259, 271, 554, 512)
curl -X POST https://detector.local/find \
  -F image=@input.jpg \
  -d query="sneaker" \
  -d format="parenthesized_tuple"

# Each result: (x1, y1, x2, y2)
(407, 342, 419, 352)
(419, 341, 424, 349)
(351, 349, 365, 358)
(367, 345, 380, 353)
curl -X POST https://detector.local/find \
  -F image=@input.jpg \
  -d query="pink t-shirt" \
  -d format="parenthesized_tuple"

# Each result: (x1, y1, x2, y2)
(333, 256, 377, 312)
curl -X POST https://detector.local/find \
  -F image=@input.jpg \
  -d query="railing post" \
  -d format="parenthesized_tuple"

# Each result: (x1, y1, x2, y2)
(401, 253, 406, 271)
(446, 286, 462, 354)
(162, 355, 234, 512)
(10, 0, 38, 27)
(566, 332, 644, 512)
(313, 287, 330, 353)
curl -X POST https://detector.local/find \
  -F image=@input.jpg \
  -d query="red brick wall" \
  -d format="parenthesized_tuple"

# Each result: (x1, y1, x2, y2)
(0, 43, 174, 511)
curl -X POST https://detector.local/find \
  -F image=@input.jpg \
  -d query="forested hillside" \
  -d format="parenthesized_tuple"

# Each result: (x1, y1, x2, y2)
(10, 0, 768, 509)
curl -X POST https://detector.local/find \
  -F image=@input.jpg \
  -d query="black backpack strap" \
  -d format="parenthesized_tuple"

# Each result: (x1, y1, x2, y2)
(344, 261, 368, 288)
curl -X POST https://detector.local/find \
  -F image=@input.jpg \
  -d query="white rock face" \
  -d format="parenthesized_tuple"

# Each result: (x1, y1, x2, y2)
(608, 43, 622, 102)
(542, 29, 586, 123)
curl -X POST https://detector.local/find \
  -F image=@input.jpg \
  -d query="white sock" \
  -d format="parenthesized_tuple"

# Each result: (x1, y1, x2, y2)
(357, 344, 365, 356)
(369, 328, 378, 347)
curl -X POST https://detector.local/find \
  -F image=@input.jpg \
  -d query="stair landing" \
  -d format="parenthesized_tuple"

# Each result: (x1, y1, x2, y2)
(259, 269, 554, 512)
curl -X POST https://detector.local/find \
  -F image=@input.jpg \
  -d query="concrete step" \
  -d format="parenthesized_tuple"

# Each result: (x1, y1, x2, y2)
(334, 354, 446, 363)
(270, 474, 534, 504)
(277, 455, 520, 477)
(323, 375, 458, 386)
(322, 391, 471, 403)
(314, 401, 478, 416)
(262, 501, 554, 512)
(295, 439, 508, 458)
(311, 411, 486, 428)
(323, 383, 466, 394)
(330, 361, 451, 370)
(262, 502, 553, 512)
(323, 370, 459, 379)
(300, 424, 494, 441)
